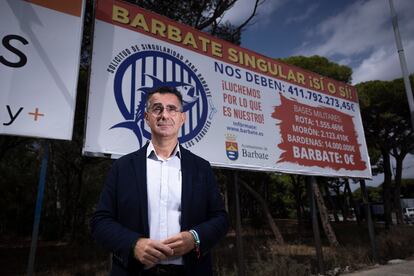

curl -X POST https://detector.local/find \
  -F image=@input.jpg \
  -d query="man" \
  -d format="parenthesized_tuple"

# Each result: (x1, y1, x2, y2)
(91, 86, 229, 275)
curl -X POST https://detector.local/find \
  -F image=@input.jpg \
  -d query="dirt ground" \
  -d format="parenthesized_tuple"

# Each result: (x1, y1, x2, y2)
(1, 221, 413, 275)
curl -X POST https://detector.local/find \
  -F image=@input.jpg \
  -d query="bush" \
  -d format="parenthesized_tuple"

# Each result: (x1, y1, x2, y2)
(376, 225, 414, 261)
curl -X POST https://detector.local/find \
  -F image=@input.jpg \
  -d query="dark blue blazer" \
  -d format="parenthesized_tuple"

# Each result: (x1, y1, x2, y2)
(91, 144, 229, 275)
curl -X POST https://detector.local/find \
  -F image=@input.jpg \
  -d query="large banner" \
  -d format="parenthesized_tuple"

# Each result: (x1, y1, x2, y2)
(84, 0, 371, 178)
(0, 0, 85, 140)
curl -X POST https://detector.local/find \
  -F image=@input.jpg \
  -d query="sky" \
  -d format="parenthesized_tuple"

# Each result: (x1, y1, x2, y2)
(223, 0, 414, 188)
(222, 0, 414, 85)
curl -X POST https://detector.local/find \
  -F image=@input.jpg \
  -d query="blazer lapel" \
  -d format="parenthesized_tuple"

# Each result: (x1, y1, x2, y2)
(131, 144, 150, 236)
(180, 146, 193, 231)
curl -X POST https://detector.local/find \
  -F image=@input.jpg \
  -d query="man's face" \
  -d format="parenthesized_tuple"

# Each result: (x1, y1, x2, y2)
(145, 92, 186, 140)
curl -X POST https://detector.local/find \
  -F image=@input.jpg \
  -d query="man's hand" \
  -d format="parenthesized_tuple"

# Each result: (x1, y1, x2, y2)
(133, 238, 174, 267)
(162, 231, 195, 256)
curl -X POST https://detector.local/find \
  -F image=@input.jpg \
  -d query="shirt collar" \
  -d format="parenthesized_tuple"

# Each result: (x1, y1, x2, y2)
(146, 141, 181, 160)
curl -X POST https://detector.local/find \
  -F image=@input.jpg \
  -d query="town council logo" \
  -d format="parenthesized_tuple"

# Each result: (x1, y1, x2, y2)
(225, 133, 239, 161)
(110, 47, 214, 148)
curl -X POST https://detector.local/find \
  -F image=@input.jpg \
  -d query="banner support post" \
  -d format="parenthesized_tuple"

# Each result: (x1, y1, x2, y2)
(27, 140, 49, 276)
(234, 171, 245, 276)
(359, 179, 378, 263)
(306, 176, 324, 274)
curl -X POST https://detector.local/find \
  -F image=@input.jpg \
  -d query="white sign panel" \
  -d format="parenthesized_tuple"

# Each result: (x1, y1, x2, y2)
(0, 0, 85, 140)
(84, 0, 371, 178)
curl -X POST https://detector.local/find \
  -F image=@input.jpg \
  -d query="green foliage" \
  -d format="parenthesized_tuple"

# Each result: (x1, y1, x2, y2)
(352, 186, 382, 203)
(210, 21, 241, 45)
(269, 174, 305, 219)
(281, 55, 353, 83)
(125, 0, 222, 28)
(401, 179, 414, 197)
(123, 0, 244, 44)
(356, 76, 414, 170)
(265, 174, 288, 218)
(352, 179, 414, 201)
(357, 76, 413, 142)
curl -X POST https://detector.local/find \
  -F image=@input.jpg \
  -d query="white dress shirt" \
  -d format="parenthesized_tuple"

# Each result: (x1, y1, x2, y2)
(146, 141, 183, 265)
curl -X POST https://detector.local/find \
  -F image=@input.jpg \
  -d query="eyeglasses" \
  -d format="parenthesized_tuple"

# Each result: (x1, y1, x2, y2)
(148, 104, 182, 116)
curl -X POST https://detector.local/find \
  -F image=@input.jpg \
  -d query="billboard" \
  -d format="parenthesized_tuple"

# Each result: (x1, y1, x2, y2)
(84, 0, 371, 178)
(0, 0, 85, 140)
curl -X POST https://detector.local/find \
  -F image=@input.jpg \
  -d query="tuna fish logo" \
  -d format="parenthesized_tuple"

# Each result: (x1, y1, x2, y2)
(112, 50, 210, 148)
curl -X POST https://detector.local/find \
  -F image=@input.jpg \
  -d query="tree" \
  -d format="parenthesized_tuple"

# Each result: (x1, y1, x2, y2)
(289, 175, 307, 235)
(123, 0, 264, 44)
(357, 80, 395, 226)
(280, 55, 353, 84)
(357, 76, 414, 225)
(388, 76, 414, 223)
(353, 186, 382, 203)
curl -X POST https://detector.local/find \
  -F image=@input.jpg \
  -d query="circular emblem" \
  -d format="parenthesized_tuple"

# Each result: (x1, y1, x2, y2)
(111, 49, 211, 148)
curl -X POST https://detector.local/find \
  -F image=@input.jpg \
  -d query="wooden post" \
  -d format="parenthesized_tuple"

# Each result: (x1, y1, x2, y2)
(234, 171, 245, 276)
(306, 176, 324, 274)
(312, 181, 339, 247)
(360, 180, 378, 262)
